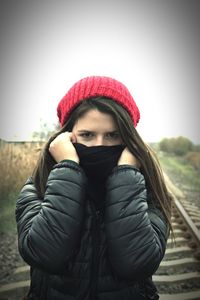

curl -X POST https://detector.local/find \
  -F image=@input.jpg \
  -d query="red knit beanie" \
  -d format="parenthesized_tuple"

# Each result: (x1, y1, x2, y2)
(57, 76, 140, 127)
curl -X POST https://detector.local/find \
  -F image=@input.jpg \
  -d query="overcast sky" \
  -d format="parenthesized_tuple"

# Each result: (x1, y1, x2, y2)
(0, 0, 199, 143)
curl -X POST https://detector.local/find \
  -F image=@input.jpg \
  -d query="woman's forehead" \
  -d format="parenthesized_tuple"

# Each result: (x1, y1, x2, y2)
(73, 109, 118, 131)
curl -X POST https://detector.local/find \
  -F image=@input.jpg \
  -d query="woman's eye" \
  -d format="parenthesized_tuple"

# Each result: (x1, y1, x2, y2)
(106, 132, 120, 139)
(80, 132, 93, 138)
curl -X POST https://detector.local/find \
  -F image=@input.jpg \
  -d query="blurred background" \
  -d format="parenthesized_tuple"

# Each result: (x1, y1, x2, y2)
(0, 0, 200, 299)
(0, 0, 200, 143)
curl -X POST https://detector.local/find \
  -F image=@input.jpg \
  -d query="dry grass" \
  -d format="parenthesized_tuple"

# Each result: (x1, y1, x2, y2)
(0, 141, 43, 232)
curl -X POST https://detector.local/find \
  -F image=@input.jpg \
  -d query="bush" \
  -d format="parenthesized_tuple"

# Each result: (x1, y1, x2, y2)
(159, 136, 193, 155)
(185, 152, 200, 171)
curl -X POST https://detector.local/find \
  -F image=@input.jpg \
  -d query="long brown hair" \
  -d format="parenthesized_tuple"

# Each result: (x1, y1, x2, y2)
(33, 97, 172, 230)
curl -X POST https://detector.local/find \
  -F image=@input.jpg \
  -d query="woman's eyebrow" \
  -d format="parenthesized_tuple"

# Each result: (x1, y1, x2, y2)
(106, 130, 119, 134)
(77, 130, 118, 133)
(77, 129, 92, 132)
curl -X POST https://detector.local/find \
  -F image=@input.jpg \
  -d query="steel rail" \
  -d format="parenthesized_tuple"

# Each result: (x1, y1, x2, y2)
(164, 172, 200, 246)
(173, 195, 200, 245)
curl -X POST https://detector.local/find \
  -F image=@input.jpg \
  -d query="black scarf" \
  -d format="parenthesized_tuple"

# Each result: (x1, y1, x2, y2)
(73, 143, 125, 183)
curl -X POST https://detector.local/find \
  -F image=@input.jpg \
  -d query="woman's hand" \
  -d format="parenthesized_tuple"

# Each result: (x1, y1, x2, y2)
(49, 132, 79, 163)
(118, 147, 140, 168)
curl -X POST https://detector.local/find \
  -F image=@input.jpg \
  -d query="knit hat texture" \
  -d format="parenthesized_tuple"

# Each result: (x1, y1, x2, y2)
(57, 76, 140, 127)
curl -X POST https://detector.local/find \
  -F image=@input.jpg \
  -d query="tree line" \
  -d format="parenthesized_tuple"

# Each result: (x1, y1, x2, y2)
(159, 136, 200, 171)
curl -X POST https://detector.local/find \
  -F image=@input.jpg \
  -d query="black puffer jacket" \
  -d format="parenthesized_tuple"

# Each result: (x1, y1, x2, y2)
(16, 160, 168, 300)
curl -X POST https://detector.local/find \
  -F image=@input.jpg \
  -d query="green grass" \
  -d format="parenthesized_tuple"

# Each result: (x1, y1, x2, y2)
(158, 152, 200, 192)
(0, 191, 18, 234)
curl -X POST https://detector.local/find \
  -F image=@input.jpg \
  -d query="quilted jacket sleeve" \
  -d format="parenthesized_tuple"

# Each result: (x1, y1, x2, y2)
(105, 165, 169, 279)
(16, 160, 86, 273)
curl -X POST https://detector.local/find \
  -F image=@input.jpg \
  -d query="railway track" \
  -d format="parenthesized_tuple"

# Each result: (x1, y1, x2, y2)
(0, 174, 200, 300)
(153, 174, 200, 300)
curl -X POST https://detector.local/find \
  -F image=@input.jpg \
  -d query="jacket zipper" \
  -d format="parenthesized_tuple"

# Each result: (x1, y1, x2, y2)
(90, 205, 101, 300)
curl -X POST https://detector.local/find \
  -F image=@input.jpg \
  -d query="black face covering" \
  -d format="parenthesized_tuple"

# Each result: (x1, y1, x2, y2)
(73, 143, 125, 183)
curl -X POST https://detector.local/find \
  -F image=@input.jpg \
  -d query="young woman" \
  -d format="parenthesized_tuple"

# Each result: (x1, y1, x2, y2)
(16, 76, 172, 300)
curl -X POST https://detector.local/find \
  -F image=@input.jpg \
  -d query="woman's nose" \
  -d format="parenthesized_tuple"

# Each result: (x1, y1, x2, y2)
(94, 136, 104, 146)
